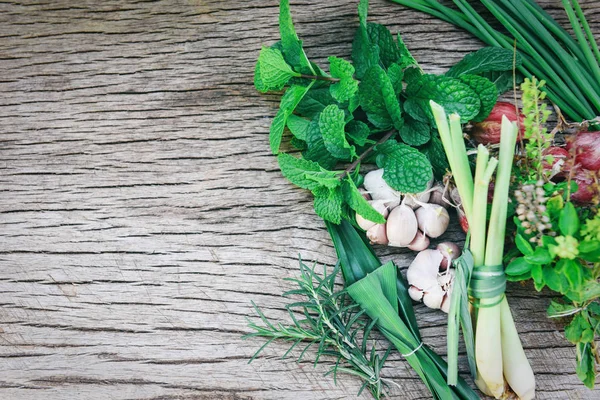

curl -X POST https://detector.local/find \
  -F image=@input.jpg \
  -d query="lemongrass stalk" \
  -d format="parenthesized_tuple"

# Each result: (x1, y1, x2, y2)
(500, 297, 536, 400)
(474, 304, 504, 397)
(449, 113, 475, 220)
(470, 145, 497, 267)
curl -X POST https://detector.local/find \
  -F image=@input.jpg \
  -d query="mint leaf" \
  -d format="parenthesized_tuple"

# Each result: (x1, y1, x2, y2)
(279, 0, 314, 75)
(405, 74, 480, 123)
(270, 83, 314, 154)
(302, 115, 338, 169)
(367, 23, 401, 68)
(446, 47, 520, 77)
(287, 114, 310, 140)
(400, 116, 430, 146)
(296, 87, 336, 119)
(346, 120, 372, 146)
(319, 104, 355, 160)
(377, 140, 433, 193)
(255, 47, 300, 93)
(313, 186, 343, 224)
(480, 70, 523, 95)
(459, 74, 498, 122)
(359, 65, 402, 130)
(329, 56, 358, 103)
(387, 63, 404, 95)
(421, 134, 449, 180)
(396, 33, 418, 69)
(403, 98, 429, 123)
(343, 178, 386, 224)
(352, 0, 379, 79)
(278, 153, 338, 191)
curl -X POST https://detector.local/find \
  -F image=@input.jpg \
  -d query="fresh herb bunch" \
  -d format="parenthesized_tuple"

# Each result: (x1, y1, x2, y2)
(521, 77, 554, 180)
(390, 0, 600, 124)
(245, 259, 391, 399)
(506, 192, 600, 388)
(255, 0, 519, 224)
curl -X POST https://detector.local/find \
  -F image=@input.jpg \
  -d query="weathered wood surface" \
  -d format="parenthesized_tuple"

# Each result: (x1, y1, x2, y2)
(0, 1, 598, 399)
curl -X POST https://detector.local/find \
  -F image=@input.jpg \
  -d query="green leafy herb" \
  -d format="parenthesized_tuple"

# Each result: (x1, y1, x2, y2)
(244, 259, 391, 399)
(376, 140, 433, 193)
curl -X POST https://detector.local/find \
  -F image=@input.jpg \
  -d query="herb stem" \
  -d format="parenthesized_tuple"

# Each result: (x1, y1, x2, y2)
(339, 130, 396, 179)
(299, 74, 340, 82)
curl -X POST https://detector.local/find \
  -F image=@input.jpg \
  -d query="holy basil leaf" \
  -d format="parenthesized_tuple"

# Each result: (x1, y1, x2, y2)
(458, 74, 498, 122)
(524, 247, 553, 265)
(400, 116, 430, 146)
(565, 314, 588, 343)
(405, 74, 480, 123)
(279, 0, 314, 75)
(359, 65, 403, 130)
(576, 343, 596, 388)
(329, 56, 359, 103)
(376, 140, 433, 193)
(505, 257, 533, 276)
(579, 240, 600, 262)
(547, 300, 578, 318)
(446, 47, 520, 78)
(367, 23, 401, 69)
(319, 105, 355, 160)
(270, 83, 314, 154)
(313, 186, 343, 224)
(346, 120, 372, 146)
(561, 259, 584, 290)
(278, 153, 339, 191)
(515, 234, 534, 256)
(543, 265, 569, 294)
(343, 178, 386, 224)
(559, 201, 579, 236)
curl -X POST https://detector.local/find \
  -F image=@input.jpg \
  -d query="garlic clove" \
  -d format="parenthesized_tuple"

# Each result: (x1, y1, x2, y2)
(415, 204, 450, 238)
(428, 183, 449, 209)
(386, 204, 418, 247)
(366, 223, 388, 245)
(403, 178, 434, 209)
(437, 242, 461, 270)
(408, 230, 430, 251)
(408, 285, 424, 302)
(423, 285, 444, 309)
(363, 169, 401, 207)
(407, 249, 444, 288)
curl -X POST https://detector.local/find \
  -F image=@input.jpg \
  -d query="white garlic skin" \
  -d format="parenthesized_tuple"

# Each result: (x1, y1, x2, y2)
(363, 169, 401, 207)
(386, 204, 418, 247)
(403, 178, 434, 209)
(415, 204, 450, 238)
(407, 248, 456, 314)
(428, 183, 449, 208)
(366, 223, 388, 245)
(407, 230, 430, 251)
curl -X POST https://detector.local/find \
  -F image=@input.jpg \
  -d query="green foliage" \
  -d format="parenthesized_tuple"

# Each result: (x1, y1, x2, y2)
(446, 47, 521, 77)
(376, 140, 433, 193)
(359, 65, 402, 130)
(319, 104, 356, 160)
(270, 83, 314, 154)
(404, 74, 481, 123)
(458, 74, 498, 122)
(328, 56, 358, 103)
(509, 194, 600, 387)
(255, 47, 301, 92)
(244, 259, 391, 399)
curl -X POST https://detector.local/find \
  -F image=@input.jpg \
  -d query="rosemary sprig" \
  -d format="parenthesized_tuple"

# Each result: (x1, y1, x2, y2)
(244, 259, 392, 399)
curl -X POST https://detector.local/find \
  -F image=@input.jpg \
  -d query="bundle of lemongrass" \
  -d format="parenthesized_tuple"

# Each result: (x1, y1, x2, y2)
(430, 100, 536, 399)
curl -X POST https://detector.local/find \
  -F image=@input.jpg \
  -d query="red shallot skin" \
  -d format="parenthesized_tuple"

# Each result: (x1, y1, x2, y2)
(542, 146, 570, 178)
(567, 131, 600, 172)
(571, 168, 599, 204)
(470, 102, 525, 145)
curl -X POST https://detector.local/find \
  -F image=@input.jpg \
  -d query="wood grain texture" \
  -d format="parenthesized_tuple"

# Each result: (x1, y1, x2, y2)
(0, 0, 598, 399)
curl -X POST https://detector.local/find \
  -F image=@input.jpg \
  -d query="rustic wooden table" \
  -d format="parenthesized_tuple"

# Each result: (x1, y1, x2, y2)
(1, 1, 599, 399)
